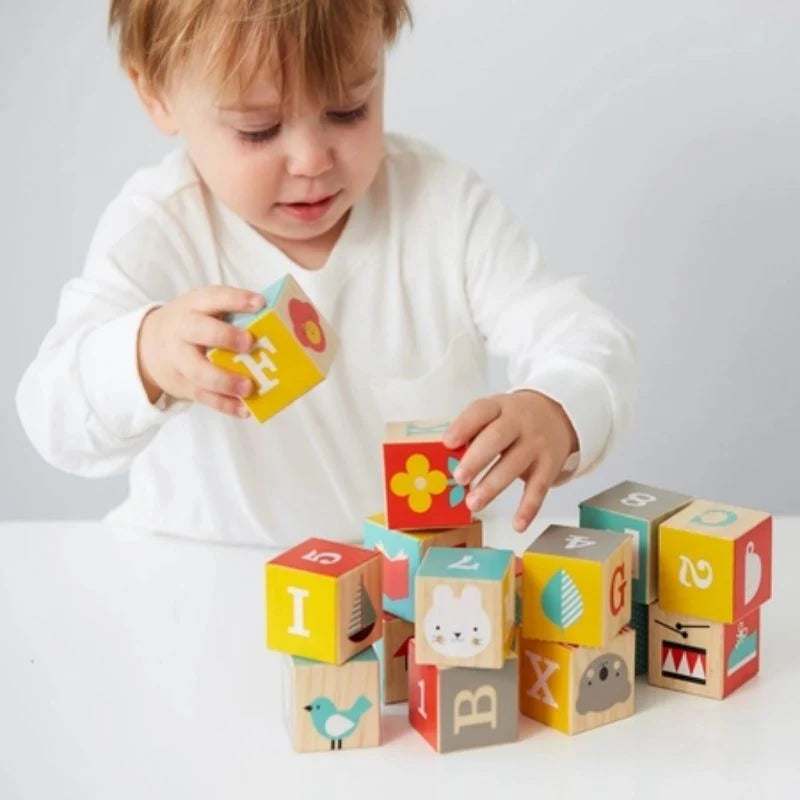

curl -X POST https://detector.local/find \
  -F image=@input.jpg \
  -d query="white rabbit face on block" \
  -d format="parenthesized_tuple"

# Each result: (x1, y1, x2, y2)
(423, 584, 492, 658)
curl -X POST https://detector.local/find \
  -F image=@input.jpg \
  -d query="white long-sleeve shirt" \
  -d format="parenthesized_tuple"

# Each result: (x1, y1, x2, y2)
(16, 134, 637, 546)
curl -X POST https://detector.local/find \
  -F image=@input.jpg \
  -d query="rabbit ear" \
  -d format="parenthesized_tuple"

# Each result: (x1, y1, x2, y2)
(460, 585, 482, 607)
(433, 584, 453, 604)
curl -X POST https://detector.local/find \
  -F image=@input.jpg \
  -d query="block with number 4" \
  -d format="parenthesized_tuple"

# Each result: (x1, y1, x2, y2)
(579, 480, 693, 604)
(522, 525, 632, 648)
(207, 274, 338, 423)
(383, 421, 471, 530)
(658, 500, 772, 624)
(266, 537, 382, 664)
(408, 637, 519, 753)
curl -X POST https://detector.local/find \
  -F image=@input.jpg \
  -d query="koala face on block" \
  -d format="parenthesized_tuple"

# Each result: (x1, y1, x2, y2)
(423, 584, 492, 658)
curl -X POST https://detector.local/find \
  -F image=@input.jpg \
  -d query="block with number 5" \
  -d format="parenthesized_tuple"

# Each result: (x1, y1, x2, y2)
(266, 537, 382, 664)
(414, 547, 516, 669)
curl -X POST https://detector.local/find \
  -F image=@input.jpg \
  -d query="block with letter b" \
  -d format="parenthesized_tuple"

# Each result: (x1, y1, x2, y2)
(414, 547, 516, 669)
(408, 638, 519, 753)
(383, 421, 470, 530)
(363, 513, 483, 622)
(522, 525, 632, 648)
(519, 626, 635, 735)
(579, 480, 693, 604)
(658, 500, 772, 623)
(266, 537, 382, 664)
(207, 274, 338, 423)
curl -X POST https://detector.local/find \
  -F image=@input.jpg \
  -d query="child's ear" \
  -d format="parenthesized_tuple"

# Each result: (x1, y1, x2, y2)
(127, 64, 179, 136)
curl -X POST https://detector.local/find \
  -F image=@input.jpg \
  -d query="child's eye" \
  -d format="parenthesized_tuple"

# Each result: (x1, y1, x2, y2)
(237, 125, 281, 145)
(327, 103, 369, 124)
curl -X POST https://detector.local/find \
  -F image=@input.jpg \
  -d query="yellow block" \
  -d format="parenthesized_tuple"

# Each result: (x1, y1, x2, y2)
(659, 526, 733, 621)
(265, 563, 337, 662)
(208, 311, 324, 423)
(519, 638, 572, 733)
(522, 552, 604, 647)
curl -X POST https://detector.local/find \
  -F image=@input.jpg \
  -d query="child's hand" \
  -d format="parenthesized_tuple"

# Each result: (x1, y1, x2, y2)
(443, 390, 579, 533)
(137, 286, 266, 418)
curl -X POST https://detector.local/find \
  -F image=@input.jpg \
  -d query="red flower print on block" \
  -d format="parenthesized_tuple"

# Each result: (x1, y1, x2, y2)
(289, 299, 326, 353)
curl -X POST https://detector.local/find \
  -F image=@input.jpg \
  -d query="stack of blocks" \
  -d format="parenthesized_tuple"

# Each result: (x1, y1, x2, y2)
(579, 481, 772, 700)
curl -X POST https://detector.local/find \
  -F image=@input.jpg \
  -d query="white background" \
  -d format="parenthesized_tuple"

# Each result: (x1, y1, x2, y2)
(2, 0, 798, 520)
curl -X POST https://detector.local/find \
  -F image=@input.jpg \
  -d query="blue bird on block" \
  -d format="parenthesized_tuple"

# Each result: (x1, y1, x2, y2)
(304, 695, 372, 750)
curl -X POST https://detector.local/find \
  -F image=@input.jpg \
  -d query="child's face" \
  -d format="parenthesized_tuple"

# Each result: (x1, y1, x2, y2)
(143, 45, 386, 256)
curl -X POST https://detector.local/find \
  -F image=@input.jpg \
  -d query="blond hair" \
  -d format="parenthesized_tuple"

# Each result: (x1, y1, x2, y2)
(108, 0, 412, 102)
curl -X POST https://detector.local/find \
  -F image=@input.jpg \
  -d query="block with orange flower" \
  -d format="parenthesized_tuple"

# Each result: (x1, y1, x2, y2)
(207, 273, 338, 423)
(383, 421, 471, 530)
(266, 537, 382, 665)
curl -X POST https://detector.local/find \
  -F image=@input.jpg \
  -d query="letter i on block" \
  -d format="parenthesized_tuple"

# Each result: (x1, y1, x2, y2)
(415, 547, 516, 669)
(207, 274, 338, 423)
(408, 638, 518, 753)
(579, 480, 693, 604)
(522, 525, 632, 648)
(658, 501, 772, 623)
(519, 627, 635, 735)
(282, 646, 381, 752)
(266, 538, 382, 664)
(383, 421, 471, 530)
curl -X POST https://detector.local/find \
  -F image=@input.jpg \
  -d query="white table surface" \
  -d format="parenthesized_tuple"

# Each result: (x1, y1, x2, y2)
(1, 516, 797, 799)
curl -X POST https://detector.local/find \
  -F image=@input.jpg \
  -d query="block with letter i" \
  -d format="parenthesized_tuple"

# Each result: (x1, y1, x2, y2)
(363, 513, 483, 622)
(579, 480, 693, 604)
(414, 547, 516, 669)
(658, 501, 772, 623)
(266, 537, 382, 664)
(383, 420, 470, 530)
(522, 525, 632, 648)
(207, 273, 338, 423)
(282, 646, 381, 752)
(374, 611, 414, 704)
(648, 603, 760, 699)
(519, 626, 635, 735)
(408, 638, 519, 753)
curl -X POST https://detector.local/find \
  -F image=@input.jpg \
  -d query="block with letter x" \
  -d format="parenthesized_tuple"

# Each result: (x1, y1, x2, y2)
(266, 537, 382, 664)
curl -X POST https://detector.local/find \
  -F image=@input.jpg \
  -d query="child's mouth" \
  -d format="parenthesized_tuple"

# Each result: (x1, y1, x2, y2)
(277, 192, 340, 222)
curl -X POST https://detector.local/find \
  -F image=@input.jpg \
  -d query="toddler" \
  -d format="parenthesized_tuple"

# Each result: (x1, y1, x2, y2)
(16, 0, 637, 546)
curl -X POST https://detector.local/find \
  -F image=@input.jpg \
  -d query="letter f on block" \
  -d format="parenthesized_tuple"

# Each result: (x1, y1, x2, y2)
(233, 336, 280, 395)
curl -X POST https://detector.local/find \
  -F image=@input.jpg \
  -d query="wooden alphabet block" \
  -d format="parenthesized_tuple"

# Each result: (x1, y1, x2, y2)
(374, 611, 414, 704)
(658, 500, 772, 623)
(408, 637, 519, 753)
(579, 480, 693, 603)
(266, 537, 382, 664)
(519, 627, 635, 735)
(414, 547, 516, 669)
(648, 602, 760, 699)
(282, 646, 380, 752)
(631, 601, 650, 675)
(364, 514, 483, 622)
(383, 421, 470, 530)
(207, 274, 338, 423)
(522, 525, 632, 648)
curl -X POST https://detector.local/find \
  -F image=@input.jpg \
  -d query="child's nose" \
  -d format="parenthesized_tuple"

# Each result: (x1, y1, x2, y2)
(285, 128, 334, 178)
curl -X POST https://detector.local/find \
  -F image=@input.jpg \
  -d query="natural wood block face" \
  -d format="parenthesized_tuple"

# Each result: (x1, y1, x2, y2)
(363, 514, 483, 622)
(283, 647, 381, 752)
(519, 627, 635, 735)
(522, 525, 633, 648)
(375, 611, 414, 704)
(579, 480, 693, 603)
(266, 537, 382, 664)
(382, 421, 471, 530)
(207, 274, 338, 423)
(414, 547, 516, 669)
(408, 638, 519, 753)
(658, 500, 772, 623)
(648, 603, 760, 699)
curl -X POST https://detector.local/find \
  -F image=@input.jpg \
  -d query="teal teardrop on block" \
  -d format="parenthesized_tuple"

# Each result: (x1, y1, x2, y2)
(541, 569, 584, 629)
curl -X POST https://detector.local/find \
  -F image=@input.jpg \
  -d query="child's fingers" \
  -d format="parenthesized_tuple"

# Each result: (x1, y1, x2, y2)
(451, 416, 517, 485)
(193, 388, 250, 419)
(180, 312, 253, 353)
(443, 397, 501, 450)
(183, 286, 265, 317)
(179, 345, 253, 399)
(466, 440, 533, 512)
(513, 461, 554, 533)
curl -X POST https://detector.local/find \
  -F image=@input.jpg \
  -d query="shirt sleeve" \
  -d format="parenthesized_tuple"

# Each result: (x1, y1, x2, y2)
(457, 168, 638, 486)
(15, 197, 193, 478)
